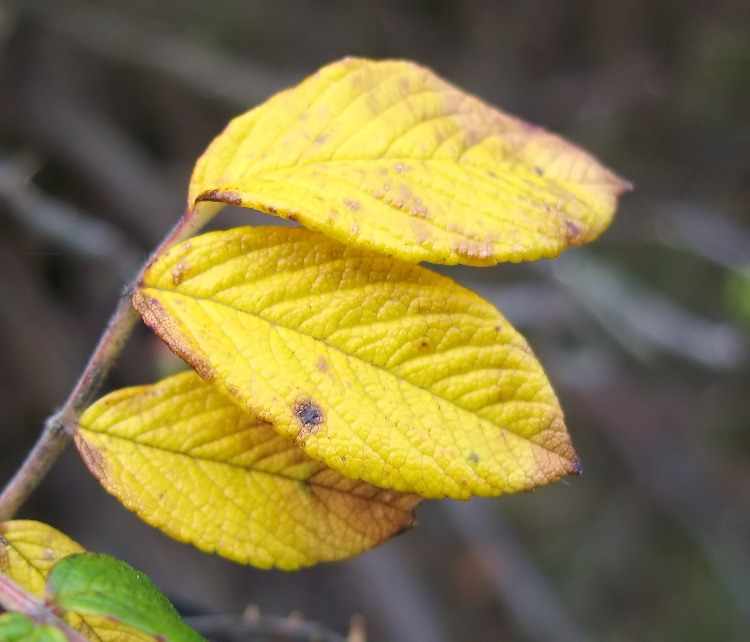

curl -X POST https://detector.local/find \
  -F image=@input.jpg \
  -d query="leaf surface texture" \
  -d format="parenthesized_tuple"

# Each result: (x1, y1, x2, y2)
(134, 227, 579, 500)
(190, 58, 628, 265)
(77, 371, 420, 569)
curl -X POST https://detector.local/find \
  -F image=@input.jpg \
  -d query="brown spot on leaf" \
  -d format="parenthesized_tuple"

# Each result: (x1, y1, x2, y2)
(469, 452, 480, 464)
(267, 205, 277, 214)
(196, 189, 242, 206)
(131, 293, 217, 383)
(75, 435, 108, 484)
(316, 356, 329, 372)
(343, 199, 360, 211)
(286, 212, 299, 222)
(452, 241, 494, 264)
(533, 166, 544, 176)
(566, 220, 583, 245)
(0, 534, 9, 572)
(172, 262, 189, 286)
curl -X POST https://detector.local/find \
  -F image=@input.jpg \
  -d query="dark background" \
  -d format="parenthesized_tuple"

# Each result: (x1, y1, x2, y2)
(1, 1, 749, 640)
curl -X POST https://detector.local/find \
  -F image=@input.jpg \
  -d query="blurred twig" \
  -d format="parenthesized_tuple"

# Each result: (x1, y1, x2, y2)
(28, 2, 296, 107)
(564, 380, 750, 622)
(185, 611, 350, 642)
(0, 157, 142, 280)
(541, 250, 749, 370)
(350, 545, 449, 642)
(653, 200, 750, 269)
(443, 501, 592, 642)
(23, 76, 180, 244)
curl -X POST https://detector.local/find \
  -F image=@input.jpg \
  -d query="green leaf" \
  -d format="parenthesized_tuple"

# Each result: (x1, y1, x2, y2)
(46, 553, 204, 642)
(0, 613, 67, 642)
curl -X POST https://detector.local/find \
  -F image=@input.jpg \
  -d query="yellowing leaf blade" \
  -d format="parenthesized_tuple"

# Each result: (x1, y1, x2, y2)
(134, 227, 579, 500)
(0, 521, 83, 598)
(189, 58, 629, 266)
(76, 371, 420, 570)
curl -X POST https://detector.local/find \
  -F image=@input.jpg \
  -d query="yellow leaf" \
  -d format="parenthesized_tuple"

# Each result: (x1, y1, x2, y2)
(0, 520, 83, 598)
(134, 226, 579, 500)
(76, 371, 420, 570)
(0, 521, 152, 642)
(189, 57, 629, 266)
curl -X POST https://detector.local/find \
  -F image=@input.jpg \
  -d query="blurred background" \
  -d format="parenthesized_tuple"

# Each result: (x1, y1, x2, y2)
(1, 1, 749, 640)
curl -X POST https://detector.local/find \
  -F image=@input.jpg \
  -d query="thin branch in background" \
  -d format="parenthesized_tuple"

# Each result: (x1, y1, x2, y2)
(22, 77, 180, 244)
(653, 200, 750, 269)
(0, 157, 142, 280)
(442, 501, 592, 642)
(28, 2, 297, 108)
(541, 250, 749, 370)
(350, 545, 449, 642)
(185, 612, 350, 642)
(560, 377, 750, 623)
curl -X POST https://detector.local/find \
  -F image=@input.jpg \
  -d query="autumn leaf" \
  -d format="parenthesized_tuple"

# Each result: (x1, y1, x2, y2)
(133, 226, 579, 501)
(188, 57, 629, 266)
(76, 371, 420, 570)
(0, 521, 83, 598)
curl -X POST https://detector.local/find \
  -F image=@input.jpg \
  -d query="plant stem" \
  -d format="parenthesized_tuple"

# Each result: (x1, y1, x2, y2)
(0, 572, 88, 642)
(0, 205, 217, 521)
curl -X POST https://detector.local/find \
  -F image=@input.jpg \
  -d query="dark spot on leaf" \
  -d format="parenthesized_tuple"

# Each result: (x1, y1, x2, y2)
(293, 400, 324, 443)
(469, 452, 480, 464)
(267, 205, 277, 214)
(316, 356, 329, 372)
(295, 401, 323, 426)
(344, 199, 360, 211)
(533, 166, 543, 176)
(197, 189, 242, 206)
(287, 212, 299, 222)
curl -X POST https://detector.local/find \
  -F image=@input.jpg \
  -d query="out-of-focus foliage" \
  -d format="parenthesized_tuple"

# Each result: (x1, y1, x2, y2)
(1, 1, 748, 641)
